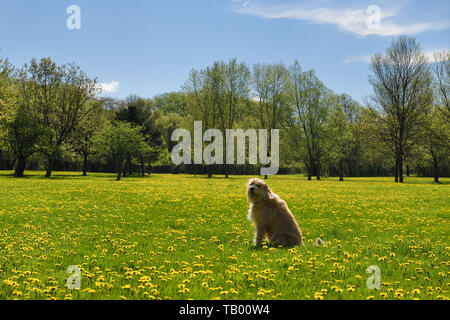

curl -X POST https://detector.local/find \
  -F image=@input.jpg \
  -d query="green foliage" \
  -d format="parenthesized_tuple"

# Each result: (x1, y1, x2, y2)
(0, 38, 448, 180)
(93, 121, 146, 180)
(18, 57, 99, 177)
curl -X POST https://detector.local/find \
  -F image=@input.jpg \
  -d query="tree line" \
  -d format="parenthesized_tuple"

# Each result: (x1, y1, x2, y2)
(0, 36, 448, 182)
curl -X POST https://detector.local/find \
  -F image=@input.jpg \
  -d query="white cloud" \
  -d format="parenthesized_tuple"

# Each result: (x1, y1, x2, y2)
(233, 3, 450, 37)
(98, 81, 119, 94)
(343, 55, 372, 64)
(229, 0, 254, 7)
(343, 49, 449, 65)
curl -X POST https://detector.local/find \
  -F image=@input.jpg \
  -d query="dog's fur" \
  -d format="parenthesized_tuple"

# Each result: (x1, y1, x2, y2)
(246, 178, 304, 247)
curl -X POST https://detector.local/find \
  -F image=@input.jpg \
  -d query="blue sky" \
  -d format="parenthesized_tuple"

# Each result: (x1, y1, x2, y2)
(0, 0, 449, 103)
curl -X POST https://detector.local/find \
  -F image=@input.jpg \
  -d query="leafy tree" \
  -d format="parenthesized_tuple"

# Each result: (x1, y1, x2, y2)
(421, 107, 450, 182)
(217, 58, 250, 178)
(25, 58, 98, 178)
(183, 66, 220, 177)
(0, 57, 16, 121)
(251, 62, 291, 179)
(116, 95, 163, 176)
(336, 94, 363, 177)
(356, 107, 396, 176)
(93, 121, 146, 181)
(72, 98, 107, 176)
(0, 59, 45, 177)
(153, 92, 189, 117)
(328, 98, 355, 181)
(288, 62, 330, 180)
(156, 112, 184, 156)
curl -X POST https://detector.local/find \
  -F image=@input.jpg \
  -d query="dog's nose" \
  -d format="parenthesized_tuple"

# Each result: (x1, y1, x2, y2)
(249, 186, 256, 192)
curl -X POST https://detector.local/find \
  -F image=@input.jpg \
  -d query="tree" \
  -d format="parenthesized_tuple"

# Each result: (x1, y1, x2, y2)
(93, 121, 146, 181)
(369, 36, 433, 183)
(157, 112, 184, 152)
(288, 62, 330, 180)
(116, 95, 163, 176)
(431, 50, 450, 119)
(0, 57, 16, 121)
(25, 58, 98, 178)
(72, 98, 107, 176)
(421, 107, 450, 183)
(328, 97, 355, 181)
(183, 67, 220, 177)
(251, 62, 291, 179)
(0, 59, 45, 177)
(337, 94, 362, 177)
(219, 58, 250, 178)
(153, 92, 189, 117)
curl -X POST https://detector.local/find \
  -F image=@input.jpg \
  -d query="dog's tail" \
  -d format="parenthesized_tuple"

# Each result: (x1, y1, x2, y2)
(315, 237, 325, 246)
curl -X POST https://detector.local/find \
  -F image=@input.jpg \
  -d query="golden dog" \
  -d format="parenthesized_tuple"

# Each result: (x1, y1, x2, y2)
(247, 178, 304, 247)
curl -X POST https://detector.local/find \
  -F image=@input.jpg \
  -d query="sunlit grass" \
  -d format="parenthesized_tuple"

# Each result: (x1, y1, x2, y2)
(0, 171, 448, 300)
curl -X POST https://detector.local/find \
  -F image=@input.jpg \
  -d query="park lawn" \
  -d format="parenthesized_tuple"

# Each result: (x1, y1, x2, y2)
(0, 171, 448, 300)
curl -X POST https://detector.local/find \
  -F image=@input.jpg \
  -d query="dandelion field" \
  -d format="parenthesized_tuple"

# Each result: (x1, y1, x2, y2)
(0, 172, 448, 300)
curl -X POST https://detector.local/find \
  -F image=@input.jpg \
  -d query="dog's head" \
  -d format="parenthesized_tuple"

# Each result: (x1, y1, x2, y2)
(247, 178, 272, 203)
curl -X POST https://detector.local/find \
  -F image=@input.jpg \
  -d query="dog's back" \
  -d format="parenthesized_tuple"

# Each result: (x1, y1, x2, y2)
(251, 192, 304, 247)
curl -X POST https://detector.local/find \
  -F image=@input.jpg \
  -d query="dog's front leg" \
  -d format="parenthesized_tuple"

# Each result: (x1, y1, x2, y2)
(254, 225, 265, 246)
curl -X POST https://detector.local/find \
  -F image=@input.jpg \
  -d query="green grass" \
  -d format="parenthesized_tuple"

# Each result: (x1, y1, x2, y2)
(0, 171, 448, 300)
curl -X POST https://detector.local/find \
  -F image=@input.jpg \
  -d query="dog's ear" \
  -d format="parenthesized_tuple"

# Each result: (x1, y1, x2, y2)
(262, 182, 273, 201)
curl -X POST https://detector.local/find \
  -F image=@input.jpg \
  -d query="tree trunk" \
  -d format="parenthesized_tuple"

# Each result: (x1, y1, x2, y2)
(224, 164, 229, 179)
(116, 160, 124, 181)
(406, 164, 410, 177)
(433, 159, 439, 183)
(394, 158, 399, 183)
(14, 157, 27, 177)
(123, 159, 129, 178)
(339, 159, 344, 182)
(83, 152, 88, 176)
(45, 158, 53, 178)
(399, 157, 404, 183)
(140, 157, 145, 177)
(207, 164, 212, 178)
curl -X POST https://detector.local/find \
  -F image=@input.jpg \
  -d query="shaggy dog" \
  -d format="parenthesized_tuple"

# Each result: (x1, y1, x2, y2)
(247, 178, 324, 247)
(246, 178, 304, 247)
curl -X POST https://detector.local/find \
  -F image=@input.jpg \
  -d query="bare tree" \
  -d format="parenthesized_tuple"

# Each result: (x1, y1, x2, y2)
(369, 36, 433, 182)
(431, 50, 450, 119)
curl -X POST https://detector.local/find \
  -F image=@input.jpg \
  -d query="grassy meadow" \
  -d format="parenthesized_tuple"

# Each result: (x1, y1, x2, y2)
(0, 171, 448, 300)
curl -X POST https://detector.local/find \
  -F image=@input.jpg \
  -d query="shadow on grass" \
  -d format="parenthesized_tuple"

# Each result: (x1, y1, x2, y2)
(248, 241, 295, 251)
(191, 175, 262, 180)
(0, 171, 110, 180)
